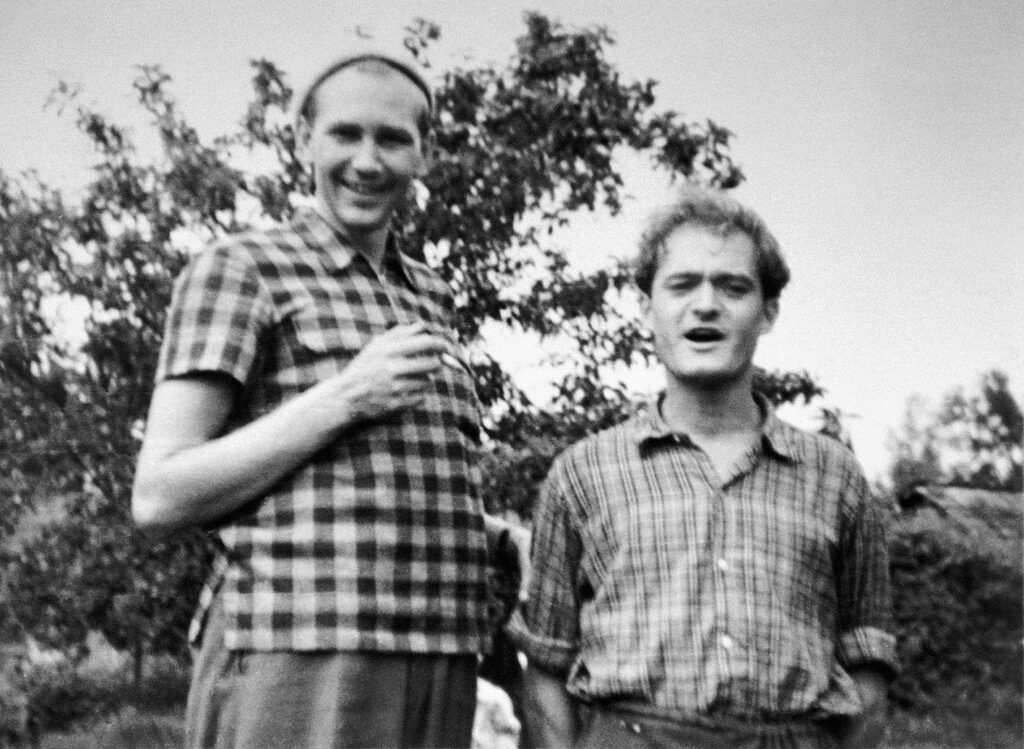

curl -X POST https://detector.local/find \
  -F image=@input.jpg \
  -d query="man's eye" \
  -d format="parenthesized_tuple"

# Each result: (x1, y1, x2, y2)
(379, 132, 413, 147)
(720, 281, 751, 296)
(666, 279, 697, 292)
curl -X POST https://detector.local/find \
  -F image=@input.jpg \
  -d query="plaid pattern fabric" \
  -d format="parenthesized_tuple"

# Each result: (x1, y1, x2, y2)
(508, 395, 898, 722)
(157, 209, 489, 654)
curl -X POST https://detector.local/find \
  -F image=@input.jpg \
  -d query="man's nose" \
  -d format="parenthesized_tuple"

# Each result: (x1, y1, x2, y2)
(351, 137, 382, 173)
(691, 282, 720, 315)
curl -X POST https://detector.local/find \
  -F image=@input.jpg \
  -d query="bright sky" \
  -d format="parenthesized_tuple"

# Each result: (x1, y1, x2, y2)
(2, 0, 1022, 481)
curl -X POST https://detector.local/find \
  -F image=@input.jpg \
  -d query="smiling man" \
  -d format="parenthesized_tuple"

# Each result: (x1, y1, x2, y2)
(132, 49, 505, 748)
(509, 187, 898, 748)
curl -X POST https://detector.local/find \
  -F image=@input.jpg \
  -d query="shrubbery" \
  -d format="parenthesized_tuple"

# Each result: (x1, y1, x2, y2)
(888, 507, 1023, 713)
(0, 652, 190, 745)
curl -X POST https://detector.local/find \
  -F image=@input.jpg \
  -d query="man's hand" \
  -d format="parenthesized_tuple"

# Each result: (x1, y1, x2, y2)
(318, 321, 456, 426)
(837, 667, 889, 748)
(132, 322, 457, 536)
(522, 665, 577, 748)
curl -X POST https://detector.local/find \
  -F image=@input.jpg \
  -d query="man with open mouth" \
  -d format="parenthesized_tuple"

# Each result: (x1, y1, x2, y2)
(510, 187, 898, 748)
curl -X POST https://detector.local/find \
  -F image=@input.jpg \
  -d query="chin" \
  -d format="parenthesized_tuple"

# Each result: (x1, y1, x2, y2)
(672, 366, 749, 391)
(328, 207, 389, 233)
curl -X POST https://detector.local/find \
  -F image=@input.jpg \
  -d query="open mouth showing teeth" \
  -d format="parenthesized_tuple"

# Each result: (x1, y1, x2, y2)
(684, 328, 725, 342)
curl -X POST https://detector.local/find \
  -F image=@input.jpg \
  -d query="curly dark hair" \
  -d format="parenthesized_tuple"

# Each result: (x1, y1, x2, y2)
(634, 185, 790, 300)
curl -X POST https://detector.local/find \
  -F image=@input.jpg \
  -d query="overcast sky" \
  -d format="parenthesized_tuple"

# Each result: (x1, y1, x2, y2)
(2, 0, 1022, 480)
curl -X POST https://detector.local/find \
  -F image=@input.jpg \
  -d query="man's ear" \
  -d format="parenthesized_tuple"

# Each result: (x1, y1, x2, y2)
(417, 130, 435, 177)
(295, 115, 313, 164)
(760, 297, 779, 335)
(639, 291, 652, 327)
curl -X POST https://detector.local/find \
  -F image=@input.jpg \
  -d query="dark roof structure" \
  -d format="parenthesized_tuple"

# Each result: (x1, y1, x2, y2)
(897, 484, 1022, 564)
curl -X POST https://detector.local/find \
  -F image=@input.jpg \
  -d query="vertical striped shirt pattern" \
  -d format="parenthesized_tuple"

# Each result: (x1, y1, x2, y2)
(509, 396, 897, 722)
(157, 210, 489, 655)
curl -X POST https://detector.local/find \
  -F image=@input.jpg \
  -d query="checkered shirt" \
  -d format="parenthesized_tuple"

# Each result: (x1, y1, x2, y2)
(508, 395, 898, 722)
(157, 209, 489, 654)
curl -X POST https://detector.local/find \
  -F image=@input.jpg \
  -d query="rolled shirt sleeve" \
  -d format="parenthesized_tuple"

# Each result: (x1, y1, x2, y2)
(507, 458, 583, 676)
(835, 464, 900, 679)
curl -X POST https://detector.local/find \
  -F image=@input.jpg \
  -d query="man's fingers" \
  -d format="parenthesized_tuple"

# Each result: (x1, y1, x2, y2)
(387, 354, 445, 379)
(370, 329, 455, 360)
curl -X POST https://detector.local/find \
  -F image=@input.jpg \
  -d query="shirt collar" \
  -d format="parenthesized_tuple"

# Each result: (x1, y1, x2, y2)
(632, 391, 801, 463)
(291, 208, 420, 289)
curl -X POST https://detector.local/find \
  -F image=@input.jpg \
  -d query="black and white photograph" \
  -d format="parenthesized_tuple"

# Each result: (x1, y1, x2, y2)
(1, 2, 1020, 747)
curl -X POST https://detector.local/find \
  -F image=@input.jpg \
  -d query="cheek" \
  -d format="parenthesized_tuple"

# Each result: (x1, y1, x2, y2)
(394, 155, 424, 180)
(650, 313, 682, 352)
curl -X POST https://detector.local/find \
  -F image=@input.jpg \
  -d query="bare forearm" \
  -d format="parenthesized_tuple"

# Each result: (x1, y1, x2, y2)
(133, 323, 455, 536)
(133, 384, 346, 534)
(521, 665, 576, 748)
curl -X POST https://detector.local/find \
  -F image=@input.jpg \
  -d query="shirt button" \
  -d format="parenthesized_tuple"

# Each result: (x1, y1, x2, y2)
(720, 634, 734, 650)
(716, 558, 729, 572)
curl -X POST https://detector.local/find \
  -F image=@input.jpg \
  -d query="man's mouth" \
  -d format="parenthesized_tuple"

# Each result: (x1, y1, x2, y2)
(330, 168, 392, 196)
(341, 180, 389, 196)
(684, 327, 725, 343)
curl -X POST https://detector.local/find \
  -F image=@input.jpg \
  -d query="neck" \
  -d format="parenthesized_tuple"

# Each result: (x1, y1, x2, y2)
(660, 372, 762, 438)
(315, 207, 390, 272)
(344, 227, 390, 273)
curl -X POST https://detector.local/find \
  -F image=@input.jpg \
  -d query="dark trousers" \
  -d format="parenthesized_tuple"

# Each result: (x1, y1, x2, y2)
(185, 596, 478, 748)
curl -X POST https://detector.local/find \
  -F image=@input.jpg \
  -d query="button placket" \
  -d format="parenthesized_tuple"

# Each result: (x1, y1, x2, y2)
(709, 486, 734, 671)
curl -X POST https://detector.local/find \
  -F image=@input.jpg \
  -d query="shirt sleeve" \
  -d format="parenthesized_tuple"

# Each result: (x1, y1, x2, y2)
(506, 457, 583, 676)
(156, 243, 272, 386)
(835, 461, 901, 679)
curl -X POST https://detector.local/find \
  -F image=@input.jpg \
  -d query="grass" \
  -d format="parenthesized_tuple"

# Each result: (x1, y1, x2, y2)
(37, 700, 1022, 749)
(13, 647, 1020, 748)
(885, 687, 1023, 749)
(17, 652, 190, 747)
(42, 706, 184, 749)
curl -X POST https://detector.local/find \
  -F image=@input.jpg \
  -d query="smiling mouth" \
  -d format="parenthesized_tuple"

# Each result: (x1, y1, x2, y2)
(684, 328, 725, 343)
(329, 167, 392, 197)
(341, 181, 390, 196)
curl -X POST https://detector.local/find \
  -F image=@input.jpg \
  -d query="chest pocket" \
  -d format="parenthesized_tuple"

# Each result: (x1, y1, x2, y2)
(286, 296, 385, 386)
(292, 313, 375, 355)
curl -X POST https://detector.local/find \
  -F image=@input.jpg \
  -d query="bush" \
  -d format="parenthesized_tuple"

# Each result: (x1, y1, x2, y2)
(889, 509, 1023, 711)
(22, 660, 109, 735)
(4, 653, 190, 744)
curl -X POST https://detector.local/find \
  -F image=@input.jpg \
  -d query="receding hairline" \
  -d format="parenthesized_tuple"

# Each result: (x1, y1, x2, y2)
(297, 56, 432, 128)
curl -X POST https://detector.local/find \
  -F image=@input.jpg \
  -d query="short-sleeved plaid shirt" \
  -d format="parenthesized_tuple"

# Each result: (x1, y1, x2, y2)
(508, 395, 898, 723)
(157, 209, 489, 655)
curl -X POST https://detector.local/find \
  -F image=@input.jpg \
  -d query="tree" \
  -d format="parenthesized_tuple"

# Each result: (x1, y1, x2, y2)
(939, 369, 1023, 491)
(888, 370, 1022, 494)
(888, 394, 945, 497)
(0, 13, 821, 668)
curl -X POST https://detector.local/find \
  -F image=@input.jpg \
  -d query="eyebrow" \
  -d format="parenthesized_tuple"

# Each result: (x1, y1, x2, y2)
(325, 122, 416, 140)
(662, 270, 756, 285)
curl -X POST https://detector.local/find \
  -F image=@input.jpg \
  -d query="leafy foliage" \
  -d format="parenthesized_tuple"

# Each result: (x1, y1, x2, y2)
(6, 654, 190, 742)
(889, 506, 1023, 710)
(938, 369, 1023, 491)
(888, 370, 1022, 494)
(0, 14, 815, 667)
(888, 394, 946, 496)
